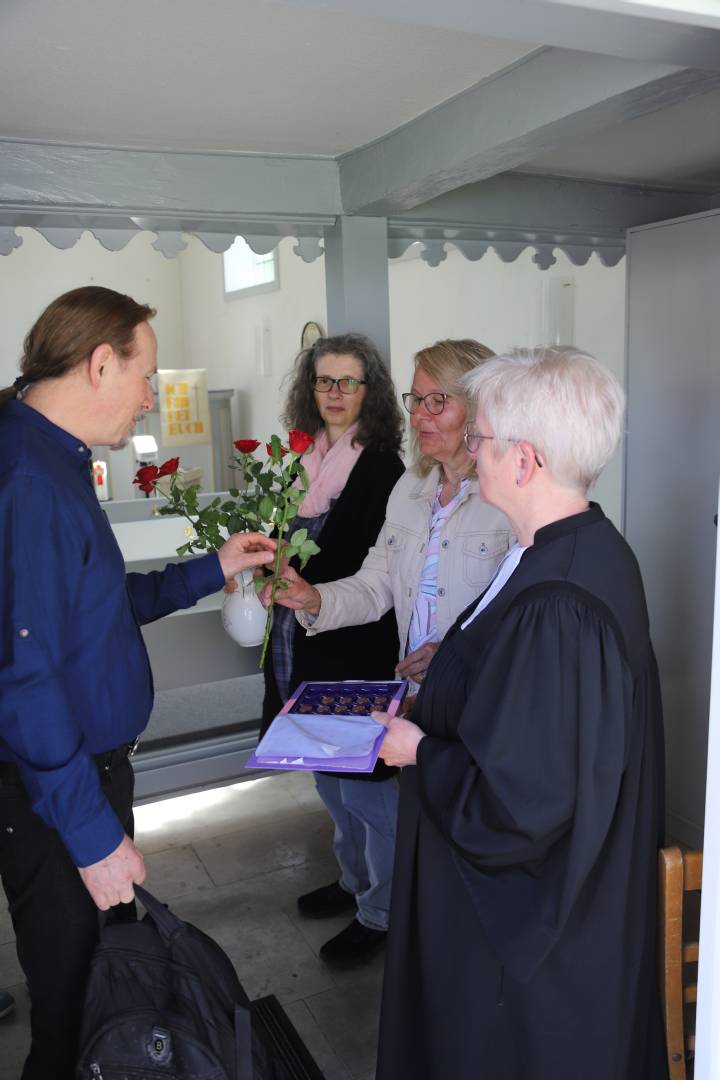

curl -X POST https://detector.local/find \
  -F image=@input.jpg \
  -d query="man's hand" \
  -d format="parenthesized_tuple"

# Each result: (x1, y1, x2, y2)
(396, 642, 439, 683)
(374, 711, 425, 767)
(78, 834, 146, 911)
(259, 565, 322, 614)
(217, 531, 276, 582)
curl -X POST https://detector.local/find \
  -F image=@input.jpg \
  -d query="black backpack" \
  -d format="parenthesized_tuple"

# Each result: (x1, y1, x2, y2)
(76, 885, 325, 1080)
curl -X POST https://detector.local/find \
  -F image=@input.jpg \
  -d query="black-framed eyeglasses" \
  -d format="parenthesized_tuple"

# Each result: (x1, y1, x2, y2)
(464, 423, 543, 467)
(312, 376, 367, 395)
(402, 391, 450, 416)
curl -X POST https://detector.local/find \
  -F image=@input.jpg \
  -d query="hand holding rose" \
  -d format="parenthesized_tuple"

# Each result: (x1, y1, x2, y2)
(132, 429, 319, 667)
(217, 531, 276, 582)
(259, 564, 321, 612)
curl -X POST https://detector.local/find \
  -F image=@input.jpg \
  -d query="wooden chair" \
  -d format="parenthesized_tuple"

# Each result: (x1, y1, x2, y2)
(658, 847, 703, 1079)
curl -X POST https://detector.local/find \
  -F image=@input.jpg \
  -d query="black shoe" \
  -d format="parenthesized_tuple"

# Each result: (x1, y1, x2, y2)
(319, 918, 386, 967)
(297, 881, 356, 919)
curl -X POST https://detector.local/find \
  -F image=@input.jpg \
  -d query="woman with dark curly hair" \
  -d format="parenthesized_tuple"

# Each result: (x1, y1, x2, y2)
(260, 332, 405, 965)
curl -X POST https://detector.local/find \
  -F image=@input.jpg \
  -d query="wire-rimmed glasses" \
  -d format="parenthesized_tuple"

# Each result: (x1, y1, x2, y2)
(401, 391, 449, 415)
(464, 423, 543, 467)
(312, 376, 367, 395)
(463, 423, 495, 453)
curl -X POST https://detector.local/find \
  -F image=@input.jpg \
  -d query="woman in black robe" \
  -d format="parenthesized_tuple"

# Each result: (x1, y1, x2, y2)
(374, 347, 668, 1080)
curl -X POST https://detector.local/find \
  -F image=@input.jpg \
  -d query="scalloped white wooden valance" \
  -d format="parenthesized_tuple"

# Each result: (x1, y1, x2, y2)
(0, 216, 625, 268)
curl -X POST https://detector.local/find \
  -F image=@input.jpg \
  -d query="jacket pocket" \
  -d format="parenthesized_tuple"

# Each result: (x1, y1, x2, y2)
(384, 528, 408, 555)
(462, 532, 511, 587)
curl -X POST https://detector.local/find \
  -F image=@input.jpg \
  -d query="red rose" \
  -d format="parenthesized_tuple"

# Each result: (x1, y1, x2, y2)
(157, 457, 180, 477)
(234, 439, 261, 454)
(288, 429, 315, 455)
(266, 442, 288, 458)
(134, 464, 159, 485)
(135, 481, 155, 494)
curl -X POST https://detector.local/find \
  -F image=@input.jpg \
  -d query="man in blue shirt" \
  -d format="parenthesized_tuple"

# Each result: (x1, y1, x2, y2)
(0, 286, 275, 1079)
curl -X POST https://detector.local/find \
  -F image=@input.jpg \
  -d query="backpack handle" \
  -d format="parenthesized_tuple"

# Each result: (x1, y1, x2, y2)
(132, 884, 185, 941)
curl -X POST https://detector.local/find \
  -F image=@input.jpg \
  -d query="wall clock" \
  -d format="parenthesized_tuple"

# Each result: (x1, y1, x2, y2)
(301, 320, 324, 349)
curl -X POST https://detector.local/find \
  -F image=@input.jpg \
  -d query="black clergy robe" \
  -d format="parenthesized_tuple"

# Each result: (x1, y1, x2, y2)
(376, 505, 668, 1080)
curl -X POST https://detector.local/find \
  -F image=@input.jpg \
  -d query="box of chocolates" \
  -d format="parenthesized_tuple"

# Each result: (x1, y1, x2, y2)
(246, 679, 408, 773)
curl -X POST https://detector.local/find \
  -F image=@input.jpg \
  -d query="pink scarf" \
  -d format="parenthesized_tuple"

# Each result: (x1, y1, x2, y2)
(298, 424, 363, 517)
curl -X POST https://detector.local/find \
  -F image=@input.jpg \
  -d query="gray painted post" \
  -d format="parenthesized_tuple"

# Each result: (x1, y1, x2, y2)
(323, 216, 391, 366)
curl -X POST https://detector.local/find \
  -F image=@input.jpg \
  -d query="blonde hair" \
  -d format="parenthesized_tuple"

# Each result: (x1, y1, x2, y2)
(411, 339, 495, 477)
(463, 347, 625, 494)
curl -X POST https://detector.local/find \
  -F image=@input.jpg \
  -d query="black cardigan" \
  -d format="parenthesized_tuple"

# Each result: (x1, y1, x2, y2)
(262, 447, 405, 781)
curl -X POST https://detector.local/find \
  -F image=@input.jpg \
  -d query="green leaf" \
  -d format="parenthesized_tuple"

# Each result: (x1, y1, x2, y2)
(301, 539, 321, 557)
(284, 545, 299, 560)
(259, 494, 275, 521)
(290, 527, 308, 546)
(229, 488, 240, 498)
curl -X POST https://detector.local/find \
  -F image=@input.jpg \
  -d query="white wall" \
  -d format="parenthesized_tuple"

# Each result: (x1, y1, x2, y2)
(177, 240, 626, 521)
(177, 236, 327, 445)
(0, 231, 626, 517)
(0, 229, 185, 381)
(388, 246, 626, 525)
(0, 229, 186, 499)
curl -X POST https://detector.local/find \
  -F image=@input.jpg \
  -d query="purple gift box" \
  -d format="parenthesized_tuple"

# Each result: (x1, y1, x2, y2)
(246, 679, 408, 773)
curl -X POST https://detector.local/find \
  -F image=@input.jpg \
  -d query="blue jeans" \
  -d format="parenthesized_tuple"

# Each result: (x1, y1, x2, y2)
(314, 773, 399, 932)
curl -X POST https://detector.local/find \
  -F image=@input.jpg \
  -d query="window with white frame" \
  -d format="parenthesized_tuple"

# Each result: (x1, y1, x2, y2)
(223, 236, 279, 297)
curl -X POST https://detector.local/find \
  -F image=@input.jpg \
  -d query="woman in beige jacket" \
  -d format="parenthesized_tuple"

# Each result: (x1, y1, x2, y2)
(264, 340, 514, 965)
(271, 339, 514, 683)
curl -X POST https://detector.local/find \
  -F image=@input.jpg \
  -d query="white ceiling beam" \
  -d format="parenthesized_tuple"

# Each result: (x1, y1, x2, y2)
(338, 48, 720, 215)
(0, 141, 341, 220)
(281, 0, 720, 69)
(394, 173, 718, 233)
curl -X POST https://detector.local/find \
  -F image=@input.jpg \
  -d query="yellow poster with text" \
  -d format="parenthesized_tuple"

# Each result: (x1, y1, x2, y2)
(157, 369, 212, 447)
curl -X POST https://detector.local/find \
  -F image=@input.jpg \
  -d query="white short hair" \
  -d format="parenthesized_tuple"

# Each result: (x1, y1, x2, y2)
(463, 347, 625, 494)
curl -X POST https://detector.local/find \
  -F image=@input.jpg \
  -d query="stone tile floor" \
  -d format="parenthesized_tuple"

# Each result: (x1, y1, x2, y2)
(0, 772, 381, 1079)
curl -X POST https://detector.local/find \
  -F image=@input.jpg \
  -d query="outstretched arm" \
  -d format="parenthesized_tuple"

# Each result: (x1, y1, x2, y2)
(127, 532, 276, 624)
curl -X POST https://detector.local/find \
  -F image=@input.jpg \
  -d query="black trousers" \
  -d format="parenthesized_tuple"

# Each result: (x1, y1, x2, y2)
(0, 751, 135, 1080)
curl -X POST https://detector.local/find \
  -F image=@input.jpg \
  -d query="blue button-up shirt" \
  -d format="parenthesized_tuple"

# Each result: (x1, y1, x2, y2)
(0, 400, 224, 866)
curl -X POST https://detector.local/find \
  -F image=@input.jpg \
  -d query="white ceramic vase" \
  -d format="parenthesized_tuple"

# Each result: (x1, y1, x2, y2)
(221, 569, 267, 647)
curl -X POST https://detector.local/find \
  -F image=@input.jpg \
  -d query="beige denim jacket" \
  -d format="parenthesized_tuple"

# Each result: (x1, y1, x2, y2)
(301, 465, 514, 660)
